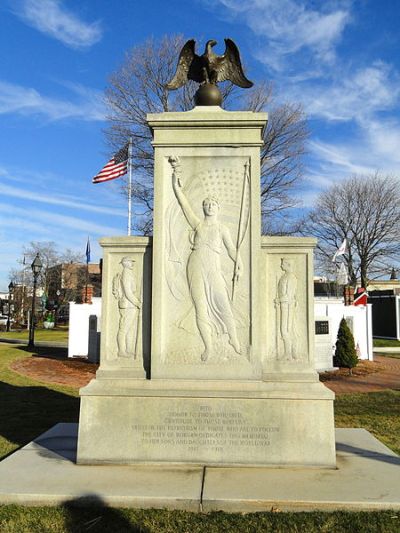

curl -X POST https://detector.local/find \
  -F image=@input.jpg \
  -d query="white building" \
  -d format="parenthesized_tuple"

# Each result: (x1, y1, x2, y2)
(314, 297, 373, 371)
(67, 298, 102, 362)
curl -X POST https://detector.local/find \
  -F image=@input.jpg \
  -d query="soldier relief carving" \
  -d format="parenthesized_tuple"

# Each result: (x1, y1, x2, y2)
(112, 257, 142, 359)
(275, 257, 299, 360)
(168, 156, 249, 363)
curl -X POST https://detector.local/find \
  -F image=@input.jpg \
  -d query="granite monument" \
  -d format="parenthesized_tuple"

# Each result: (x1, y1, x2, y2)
(77, 39, 336, 467)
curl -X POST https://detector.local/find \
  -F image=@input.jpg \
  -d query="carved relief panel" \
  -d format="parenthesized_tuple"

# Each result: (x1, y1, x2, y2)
(98, 238, 151, 377)
(263, 250, 312, 368)
(161, 155, 252, 367)
(274, 257, 299, 361)
(112, 257, 142, 360)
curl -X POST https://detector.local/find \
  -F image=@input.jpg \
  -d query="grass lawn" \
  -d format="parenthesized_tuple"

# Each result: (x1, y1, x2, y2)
(0, 506, 399, 533)
(373, 338, 400, 348)
(0, 344, 399, 532)
(380, 353, 400, 360)
(0, 328, 68, 343)
(335, 390, 400, 454)
(0, 344, 78, 459)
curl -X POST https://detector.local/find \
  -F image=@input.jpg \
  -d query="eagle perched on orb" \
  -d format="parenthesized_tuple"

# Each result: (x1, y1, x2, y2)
(166, 38, 253, 106)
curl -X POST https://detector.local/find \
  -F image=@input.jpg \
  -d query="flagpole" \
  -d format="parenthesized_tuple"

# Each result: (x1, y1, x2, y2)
(85, 237, 90, 303)
(85, 264, 89, 303)
(127, 137, 133, 236)
(21, 255, 26, 326)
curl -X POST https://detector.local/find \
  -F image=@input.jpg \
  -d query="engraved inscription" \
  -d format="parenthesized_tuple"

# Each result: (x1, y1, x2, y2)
(132, 405, 279, 451)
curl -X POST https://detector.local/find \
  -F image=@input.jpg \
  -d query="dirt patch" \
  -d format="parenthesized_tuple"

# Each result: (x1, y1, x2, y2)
(9, 354, 400, 395)
(10, 356, 98, 389)
(320, 359, 383, 381)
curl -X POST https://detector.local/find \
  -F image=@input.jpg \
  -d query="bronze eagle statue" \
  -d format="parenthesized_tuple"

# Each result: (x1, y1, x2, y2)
(166, 39, 253, 105)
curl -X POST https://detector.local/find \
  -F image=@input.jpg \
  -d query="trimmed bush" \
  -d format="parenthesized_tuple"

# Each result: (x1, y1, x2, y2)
(335, 318, 358, 375)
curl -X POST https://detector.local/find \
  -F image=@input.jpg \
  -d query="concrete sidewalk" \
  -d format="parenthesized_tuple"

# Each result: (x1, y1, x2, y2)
(0, 424, 399, 512)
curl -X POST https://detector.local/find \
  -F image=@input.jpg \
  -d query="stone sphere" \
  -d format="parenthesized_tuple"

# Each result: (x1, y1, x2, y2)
(194, 84, 223, 106)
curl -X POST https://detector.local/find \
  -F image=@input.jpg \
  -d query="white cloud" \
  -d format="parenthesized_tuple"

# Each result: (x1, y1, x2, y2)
(0, 80, 105, 121)
(12, 0, 102, 48)
(0, 216, 55, 239)
(282, 60, 400, 184)
(0, 182, 125, 218)
(307, 129, 400, 191)
(0, 202, 121, 236)
(208, 0, 350, 73)
(293, 189, 321, 208)
(294, 62, 400, 122)
(364, 119, 400, 165)
(203, 0, 400, 212)
(309, 140, 375, 176)
(0, 203, 115, 289)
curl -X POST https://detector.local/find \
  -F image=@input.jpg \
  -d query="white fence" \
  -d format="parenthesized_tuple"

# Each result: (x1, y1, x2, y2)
(314, 298, 373, 371)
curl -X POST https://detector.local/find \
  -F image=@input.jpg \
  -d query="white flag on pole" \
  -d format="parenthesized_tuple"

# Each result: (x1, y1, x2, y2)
(332, 238, 347, 262)
(336, 262, 349, 285)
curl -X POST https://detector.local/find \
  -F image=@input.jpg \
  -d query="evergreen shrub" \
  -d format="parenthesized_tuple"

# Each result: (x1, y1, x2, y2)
(335, 317, 358, 375)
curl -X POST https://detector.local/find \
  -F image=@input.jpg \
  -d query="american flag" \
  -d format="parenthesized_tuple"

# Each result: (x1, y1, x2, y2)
(92, 143, 129, 184)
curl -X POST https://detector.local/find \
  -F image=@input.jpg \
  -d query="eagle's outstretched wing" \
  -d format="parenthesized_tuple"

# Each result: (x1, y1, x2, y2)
(215, 38, 253, 88)
(166, 40, 203, 90)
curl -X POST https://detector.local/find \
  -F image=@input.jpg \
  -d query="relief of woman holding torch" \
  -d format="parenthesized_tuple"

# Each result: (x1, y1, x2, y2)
(169, 156, 242, 362)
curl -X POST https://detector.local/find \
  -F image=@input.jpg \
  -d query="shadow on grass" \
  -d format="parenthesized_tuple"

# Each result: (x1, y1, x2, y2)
(17, 344, 69, 360)
(62, 494, 148, 533)
(0, 380, 79, 457)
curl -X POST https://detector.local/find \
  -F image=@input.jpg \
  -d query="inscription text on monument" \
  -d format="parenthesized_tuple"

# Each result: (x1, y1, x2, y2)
(133, 404, 279, 454)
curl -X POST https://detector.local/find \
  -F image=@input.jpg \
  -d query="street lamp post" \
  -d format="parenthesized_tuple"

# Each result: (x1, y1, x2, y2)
(6, 281, 14, 332)
(55, 289, 61, 326)
(28, 253, 42, 349)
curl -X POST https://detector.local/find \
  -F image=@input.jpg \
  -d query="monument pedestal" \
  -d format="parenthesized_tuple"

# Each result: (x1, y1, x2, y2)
(77, 107, 336, 469)
(77, 378, 335, 467)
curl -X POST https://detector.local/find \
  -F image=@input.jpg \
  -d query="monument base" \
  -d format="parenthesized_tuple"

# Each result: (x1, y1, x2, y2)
(77, 378, 336, 467)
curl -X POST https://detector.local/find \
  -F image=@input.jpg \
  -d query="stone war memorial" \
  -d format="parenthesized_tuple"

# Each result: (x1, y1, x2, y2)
(77, 38, 336, 468)
(1, 38, 399, 512)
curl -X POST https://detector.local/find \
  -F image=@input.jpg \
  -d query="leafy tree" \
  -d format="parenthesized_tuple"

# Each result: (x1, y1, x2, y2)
(304, 173, 400, 288)
(335, 318, 358, 375)
(104, 35, 308, 235)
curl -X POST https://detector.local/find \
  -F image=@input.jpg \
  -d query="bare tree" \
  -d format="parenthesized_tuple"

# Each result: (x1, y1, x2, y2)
(21, 241, 60, 296)
(304, 173, 400, 288)
(10, 242, 85, 311)
(239, 82, 308, 233)
(104, 36, 308, 234)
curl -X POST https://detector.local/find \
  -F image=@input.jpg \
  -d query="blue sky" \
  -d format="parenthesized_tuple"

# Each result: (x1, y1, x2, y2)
(1, 0, 400, 290)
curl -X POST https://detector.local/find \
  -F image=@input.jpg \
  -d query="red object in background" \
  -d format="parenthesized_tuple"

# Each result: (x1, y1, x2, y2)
(354, 288, 368, 306)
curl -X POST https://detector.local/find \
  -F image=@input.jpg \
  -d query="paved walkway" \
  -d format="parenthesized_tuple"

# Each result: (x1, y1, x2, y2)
(0, 337, 67, 348)
(322, 355, 400, 394)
